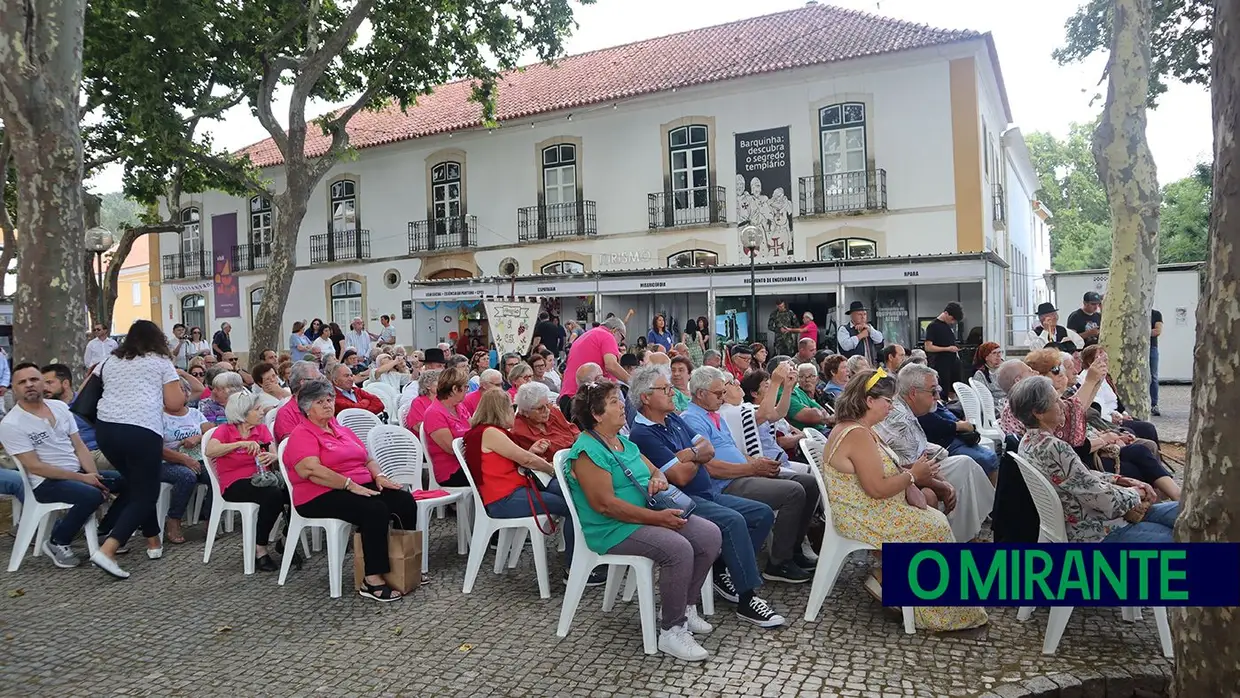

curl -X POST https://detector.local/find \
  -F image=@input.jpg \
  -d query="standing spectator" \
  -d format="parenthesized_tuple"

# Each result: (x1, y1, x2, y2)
(304, 319, 324, 344)
(311, 325, 336, 359)
(1150, 308, 1163, 416)
(328, 322, 346, 359)
(344, 317, 374, 356)
(780, 311, 819, 348)
(923, 302, 965, 399)
(837, 302, 885, 364)
(376, 315, 397, 348)
(683, 316, 708, 367)
(84, 323, 118, 369)
(647, 314, 675, 352)
(767, 300, 798, 357)
(185, 327, 211, 360)
(160, 380, 212, 544)
(289, 321, 312, 362)
(1066, 292, 1103, 347)
(169, 324, 193, 370)
(330, 363, 384, 415)
(560, 317, 631, 400)
(532, 312, 563, 357)
(91, 320, 185, 577)
(211, 323, 233, 361)
(1026, 302, 1084, 350)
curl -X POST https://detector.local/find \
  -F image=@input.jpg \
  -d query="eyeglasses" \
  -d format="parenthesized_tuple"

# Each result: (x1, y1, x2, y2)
(707, 389, 726, 398)
(190, 371, 205, 377)
(876, 396, 895, 405)
(652, 385, 676, 395)
(1049, 365, 1063, 375)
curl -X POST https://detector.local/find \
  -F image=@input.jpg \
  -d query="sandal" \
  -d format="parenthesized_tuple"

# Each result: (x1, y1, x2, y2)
(358, 581, 403, 602)
(164, 521, 186, 544)
(864, 574, 883, 604)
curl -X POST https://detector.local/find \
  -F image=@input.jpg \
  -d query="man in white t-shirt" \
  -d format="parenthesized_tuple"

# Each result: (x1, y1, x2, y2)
(376, 315, 397, 348)
(84, 324, 118, 370)
(0, 363, 124, 568)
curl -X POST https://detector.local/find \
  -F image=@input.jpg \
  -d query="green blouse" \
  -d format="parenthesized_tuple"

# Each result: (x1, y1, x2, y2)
(565, 432, 650, 553)
(673, 388, 690, 413)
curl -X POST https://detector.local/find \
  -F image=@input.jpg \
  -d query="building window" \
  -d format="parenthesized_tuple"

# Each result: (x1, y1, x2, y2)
(181, 293, 205, 333)
(249, 286, 264, 330)
(249, 196, 273, 253)
(816, 237, 878, 261)
(667, 249, 719, 268)
(819, 103, 867, 177)
(330, 279, 362, 328)
(668, 125, 709, 211)
(180, 207, 201, 256)
(540, 260, 584, 275)
(542, 145, 577, 206)
(131, 283, 141, 306)
(431, 162, 462, 237)
(330, 180, 357, 233)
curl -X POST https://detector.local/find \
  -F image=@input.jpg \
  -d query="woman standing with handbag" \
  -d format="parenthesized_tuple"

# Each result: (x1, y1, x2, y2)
(90, 320, 186, 578)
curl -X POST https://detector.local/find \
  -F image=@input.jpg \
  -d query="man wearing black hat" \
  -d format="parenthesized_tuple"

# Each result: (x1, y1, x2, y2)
(1027, 302, 1084, 350)
(1066, 292, 1103, 347)
(836, 301, 884, 364)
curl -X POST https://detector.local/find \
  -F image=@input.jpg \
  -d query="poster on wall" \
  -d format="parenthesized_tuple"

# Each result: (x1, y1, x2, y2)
(484, 299, 541, 356)
(211, 213, 239, 317)
(873, 289, 911, 349)
(735, 126, 794, 260)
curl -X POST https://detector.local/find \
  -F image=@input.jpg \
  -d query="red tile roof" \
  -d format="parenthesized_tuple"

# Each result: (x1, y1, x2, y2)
(238, 4, 982, 168)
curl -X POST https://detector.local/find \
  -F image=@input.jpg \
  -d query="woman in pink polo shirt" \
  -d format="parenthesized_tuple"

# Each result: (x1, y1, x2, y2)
(422, 367, 472, 486)
(283, 379, 416, 602)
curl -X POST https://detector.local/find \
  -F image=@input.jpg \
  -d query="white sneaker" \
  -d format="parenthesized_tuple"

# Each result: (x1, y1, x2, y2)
(42, 541, 80, 568)
(685, 605, 713, 635)
(146, 547, 164, 560)
(90, 551, 130, 579)
(657, 623, 709, 662)
(800, 540, 819, 563)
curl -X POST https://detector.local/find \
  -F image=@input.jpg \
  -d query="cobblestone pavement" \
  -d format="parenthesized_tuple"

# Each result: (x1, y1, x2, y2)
(1149, 384, 1191, 444)
(0, 513, 1174, 697)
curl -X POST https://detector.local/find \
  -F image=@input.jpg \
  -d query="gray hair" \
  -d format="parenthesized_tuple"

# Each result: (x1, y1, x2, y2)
(289, 360, 322, 394)
(507, 362, 532, 382)
(910, 348, 928, 360)
(211, 370, 245, 396)
(766, 355, 792, 373)
(629, 365, 670, 410)
(688, 365, 725, 396)
(576, 361, 603, 385)
(204, 364, 231, 387)
(224, 389, 262, 424)
(846, 355, 870, 374)
(602, 316, 627, 337)
(295, 379, 335, 415)
(796, 362, 818, 378)
(418, 369, 442, 397)
(479, 368, 502, 384)
(896, 363, 938, 397)
(514, 381, 552, 413)
(995, 359, 1034, 393)
(1008, 376, 1060, 429)
(798, 337, 815, 349)
(704, 349, 721, 363)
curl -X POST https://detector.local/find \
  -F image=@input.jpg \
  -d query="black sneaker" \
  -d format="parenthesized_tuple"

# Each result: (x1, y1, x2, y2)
(713, 569, 739, 603)
(563, 566, 608, 587)
(737, 595, 786, 628)
(762, 560, 812, 584)
(1151, 406, 1161, 416)
(793, 552, 818, 571)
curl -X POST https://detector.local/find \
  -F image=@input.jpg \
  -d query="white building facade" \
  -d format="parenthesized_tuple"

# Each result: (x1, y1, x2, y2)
(150, 5, 1047, 357)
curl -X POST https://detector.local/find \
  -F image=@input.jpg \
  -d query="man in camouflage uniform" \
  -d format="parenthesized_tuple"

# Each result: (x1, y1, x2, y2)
(768, 300, 798, 356)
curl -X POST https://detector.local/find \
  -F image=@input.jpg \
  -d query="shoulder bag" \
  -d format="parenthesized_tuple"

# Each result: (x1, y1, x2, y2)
(586, 430, 695, 519)
(69, 358, 107, 425)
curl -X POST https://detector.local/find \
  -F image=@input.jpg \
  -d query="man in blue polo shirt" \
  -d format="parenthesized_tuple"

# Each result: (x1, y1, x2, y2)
(627, 365, 785, 628)
(41, 363, 111, 470)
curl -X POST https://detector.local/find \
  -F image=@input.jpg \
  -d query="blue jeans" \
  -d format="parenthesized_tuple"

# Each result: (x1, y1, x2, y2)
(1149, 346, 1160, 407)
(949, 438, 1000, 474)
(484, 479, 574, 565)
(160, 462, 210, 520)
(690, 493, 774, 595)
(1103, 501, 1180, 543)
(0, 468, 23, 503)
(33, 470, 124, 546)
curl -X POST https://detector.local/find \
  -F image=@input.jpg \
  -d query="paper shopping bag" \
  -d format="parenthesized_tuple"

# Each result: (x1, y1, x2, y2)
(353, 527, 423, 594)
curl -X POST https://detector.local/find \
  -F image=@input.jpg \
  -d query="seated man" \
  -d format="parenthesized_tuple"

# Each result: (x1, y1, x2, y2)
(875, 363, 994, 543)
(680, 366, 818, 584)
(627, 366, 785, 628)
(917, 400, 1000, 482)
(783, 363, 831, 434)
(330, 363, 384, 416)
(0, 363, 125, 567)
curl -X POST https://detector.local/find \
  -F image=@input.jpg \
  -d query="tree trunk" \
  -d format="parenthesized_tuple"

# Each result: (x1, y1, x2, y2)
(0, 0, 90, 369)
(82, 192, 108, 329)
(250, 187, 310, 355)
(1092, 0, 1161, 420)
(1172, 0, 1240, 690)
(0, 133, 16, 297)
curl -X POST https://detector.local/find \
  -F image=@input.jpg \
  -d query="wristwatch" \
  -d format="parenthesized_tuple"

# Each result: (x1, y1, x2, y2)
(690, 446, 699, 460)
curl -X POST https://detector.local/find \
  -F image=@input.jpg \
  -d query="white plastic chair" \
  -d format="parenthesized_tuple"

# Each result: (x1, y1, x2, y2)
(454, 438, 553, 598)
(802, 427, 828, 447)
(954, 382, 1003, 448)
(263, 406, 280, 434)
(720, 405, 761, 458)
(337, 408, 381, 445)
(276, 440, 352, 598)
(1, 493, 19, 535)
(363, 382, 400, 419)
(1010, 452, 1172, 657)
(367, 425, 463, 575)
(420, 422, 474, 547)
(200, 427, 261, 574)
(799, 438, 916, 633)
(7, 459, 101, 571)
(969, 378, 1002, 427)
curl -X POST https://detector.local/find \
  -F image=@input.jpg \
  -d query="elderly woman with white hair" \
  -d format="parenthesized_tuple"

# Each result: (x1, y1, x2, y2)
(512, 381, 579, 453)
(159, 378, 214, 545)
(204, 390, 286, 571)
(199, 370, 246, 426)
(403, 368, 441, 432)
(786, 363, 831, 433)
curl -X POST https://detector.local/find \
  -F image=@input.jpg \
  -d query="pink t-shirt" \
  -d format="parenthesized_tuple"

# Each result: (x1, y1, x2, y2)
(459, 388, 484, 417)
(283, 420, 373, 507)
(404, 395, 433, 431)
(273, 398, 306, 443)
(800, 321, 819, 342)
(561, 326, 620, 397)
(423, 400, 470, 483)
(210, 423, 274, 491)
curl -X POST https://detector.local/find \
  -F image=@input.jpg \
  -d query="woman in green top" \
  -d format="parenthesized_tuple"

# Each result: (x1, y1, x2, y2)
(565, 380, 722, 662)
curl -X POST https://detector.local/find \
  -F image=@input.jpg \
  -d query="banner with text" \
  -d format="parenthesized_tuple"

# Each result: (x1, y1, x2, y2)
(484, 299, 541, 356)
(735, 126, 794, 260)
(210, 213, 239, 318)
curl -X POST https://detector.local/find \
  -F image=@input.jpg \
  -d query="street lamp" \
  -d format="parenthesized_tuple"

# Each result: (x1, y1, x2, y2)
(85, 226, 115, 330)
(740, 225, 761, 343)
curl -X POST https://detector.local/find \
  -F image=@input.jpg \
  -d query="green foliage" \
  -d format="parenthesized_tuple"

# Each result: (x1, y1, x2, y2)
(99, 192, 142, 234)
(1159, 162, 1211, 263)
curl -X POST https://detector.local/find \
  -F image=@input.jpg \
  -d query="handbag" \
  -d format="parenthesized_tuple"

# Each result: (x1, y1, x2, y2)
(69, 358, 107, 425)
(587, 430, 696, 519)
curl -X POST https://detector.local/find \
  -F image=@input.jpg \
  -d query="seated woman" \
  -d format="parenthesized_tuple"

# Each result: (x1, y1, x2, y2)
(403, 369, 440, 432)
(819, 368, 988, 631)
(251, 361, 291, 410)
(199, 370, 245, 425)
(785, 363, 831, 433)
(1078, 346, 1159, 441)
(423, 367, 473, 487)
(737, 366, 812, 473)
(820, 354, 850, 400)
(160, 378, 213, 545)
(565, 380, 722, 662)
(284, 379, 416, 602)
(971, 342, 1005, 402)
(1009, 376, 1178, 543)
(506, 362, 533, 401)
(511, 381, 579, 453)
(204, 390, 287, 571)
(845, 355, 870, 377)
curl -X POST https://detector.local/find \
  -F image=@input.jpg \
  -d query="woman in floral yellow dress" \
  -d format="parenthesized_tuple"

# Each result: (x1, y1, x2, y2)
(817, 368, 988, 631)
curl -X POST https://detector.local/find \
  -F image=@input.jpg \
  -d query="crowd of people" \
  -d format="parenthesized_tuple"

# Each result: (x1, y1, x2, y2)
(0, 294, 1176, 662)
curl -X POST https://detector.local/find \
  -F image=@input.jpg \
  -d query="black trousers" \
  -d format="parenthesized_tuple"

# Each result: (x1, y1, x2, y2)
(95, 421, 164, 544)
(222, 480, 287, 547)
(296, 482, 416, 576)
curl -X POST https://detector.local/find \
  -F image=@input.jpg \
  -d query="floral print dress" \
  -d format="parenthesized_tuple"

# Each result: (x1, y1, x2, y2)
(1018, 428, 1140, 542)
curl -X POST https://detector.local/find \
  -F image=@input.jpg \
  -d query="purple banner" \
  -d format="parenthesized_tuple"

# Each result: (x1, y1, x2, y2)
(211, 213, 239, 317)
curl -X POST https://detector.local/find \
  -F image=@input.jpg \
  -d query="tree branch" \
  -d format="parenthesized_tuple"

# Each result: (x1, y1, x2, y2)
(299, 0, 376, 86)
(256, 56, 292, 157)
